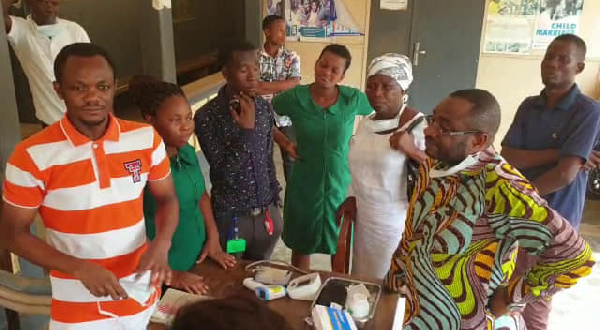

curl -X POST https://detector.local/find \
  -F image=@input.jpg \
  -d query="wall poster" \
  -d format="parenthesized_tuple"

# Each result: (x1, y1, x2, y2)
(532, 0, 584, 49)
(380, 0, 408, 11)
(284, 0, 363, 42)
(483, 0, 584, 54)
(267, 0, 284, 16)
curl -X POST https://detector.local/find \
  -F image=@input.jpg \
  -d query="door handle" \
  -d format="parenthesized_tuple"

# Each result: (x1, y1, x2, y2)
(413, 42, 427, 66)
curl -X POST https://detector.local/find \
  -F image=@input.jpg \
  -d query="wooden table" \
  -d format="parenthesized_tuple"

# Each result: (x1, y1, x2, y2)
(148, 261, 400, 329)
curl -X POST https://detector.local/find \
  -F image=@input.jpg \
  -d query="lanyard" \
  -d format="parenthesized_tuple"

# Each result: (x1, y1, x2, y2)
(228, 217, 240, 240)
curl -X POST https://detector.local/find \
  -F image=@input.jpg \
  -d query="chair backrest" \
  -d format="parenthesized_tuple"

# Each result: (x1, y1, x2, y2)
(0, 214, 51, 328)
(332, 217, 353, 274)
(3, 215, 47, 276)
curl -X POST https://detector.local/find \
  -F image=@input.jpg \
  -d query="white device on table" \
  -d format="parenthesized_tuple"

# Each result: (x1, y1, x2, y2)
(255, 286, 286, 301)
(345, 284, 371, 319)
(242, 277, 286, 301)
(254, 266, 292, 285)
(286, 273, 322, 301)
(243, 277, 266, 291)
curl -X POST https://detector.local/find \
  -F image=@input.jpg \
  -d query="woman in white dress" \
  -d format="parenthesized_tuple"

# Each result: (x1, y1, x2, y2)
(336, 54, 427, 280)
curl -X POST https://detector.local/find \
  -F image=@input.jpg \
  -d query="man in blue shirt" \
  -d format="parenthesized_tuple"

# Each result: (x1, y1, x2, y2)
(501, 34, 600, 330)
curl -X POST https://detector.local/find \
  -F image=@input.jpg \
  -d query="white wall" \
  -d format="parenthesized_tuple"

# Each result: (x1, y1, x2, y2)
(476, 0, 600, 145)
(267, 0, 372, 89)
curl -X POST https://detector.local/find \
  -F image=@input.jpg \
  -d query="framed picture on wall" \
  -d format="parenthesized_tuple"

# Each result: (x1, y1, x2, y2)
(172, 0, 195, 23)
(267, 0, 284, 16)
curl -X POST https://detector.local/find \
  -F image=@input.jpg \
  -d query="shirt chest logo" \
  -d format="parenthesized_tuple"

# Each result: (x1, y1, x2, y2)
(123, 159, 142, 183)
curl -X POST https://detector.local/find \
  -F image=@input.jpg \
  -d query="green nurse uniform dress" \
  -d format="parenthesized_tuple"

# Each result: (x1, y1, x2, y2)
(272, 84, 373, 254)
(144, 144, 207, 271)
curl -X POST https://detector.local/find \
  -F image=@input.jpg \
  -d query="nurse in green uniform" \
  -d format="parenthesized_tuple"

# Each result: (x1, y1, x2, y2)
(272, 44, 373, 269)
(130, 76, 236, 294)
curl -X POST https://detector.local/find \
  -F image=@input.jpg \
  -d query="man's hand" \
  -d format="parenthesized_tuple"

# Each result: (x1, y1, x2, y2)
(389, 131, 428, 163)
(398, 285, 410, 297)
(489, 285, 511, 318)
(335, 197, 357, 227)
(273, 126, 299, 159)
(74, 261, 128, 300)
(584, 150, 600, 171)
(196, 238, 236, 269)
(230, 91, 256, 130)
(136, 239, 172, 286)
(282, 140, 300, 159)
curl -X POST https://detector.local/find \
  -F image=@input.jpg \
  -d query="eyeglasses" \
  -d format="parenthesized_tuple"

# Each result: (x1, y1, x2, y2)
(425, 115, 482, 136)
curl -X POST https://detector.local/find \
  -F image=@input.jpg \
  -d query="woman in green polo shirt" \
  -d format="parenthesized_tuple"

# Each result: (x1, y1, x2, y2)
(130, 76, 236, 294)
(271, 44, 374, 269)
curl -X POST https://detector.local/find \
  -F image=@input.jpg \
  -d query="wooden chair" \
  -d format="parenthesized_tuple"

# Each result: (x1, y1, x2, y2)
(332, 216, 353, 274)
(0, 215, 51, 330)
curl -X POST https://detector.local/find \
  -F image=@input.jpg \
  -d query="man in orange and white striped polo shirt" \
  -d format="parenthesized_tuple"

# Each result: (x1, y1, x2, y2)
(0, 43, 179, 329)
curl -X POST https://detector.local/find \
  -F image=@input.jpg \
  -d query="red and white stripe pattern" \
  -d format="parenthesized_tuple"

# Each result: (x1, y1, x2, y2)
(3, 114, 171, 329)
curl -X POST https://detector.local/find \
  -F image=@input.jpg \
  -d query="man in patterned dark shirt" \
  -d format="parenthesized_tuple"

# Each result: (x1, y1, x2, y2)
(194, 41, 283, 260)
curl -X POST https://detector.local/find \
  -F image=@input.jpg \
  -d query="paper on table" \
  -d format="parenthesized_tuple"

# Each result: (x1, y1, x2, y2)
(392, 296, 406, 330)
(150, 288, 211, 325)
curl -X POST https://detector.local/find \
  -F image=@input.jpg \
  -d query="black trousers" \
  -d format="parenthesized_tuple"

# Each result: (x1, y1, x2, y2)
(214, 204, 283, 261)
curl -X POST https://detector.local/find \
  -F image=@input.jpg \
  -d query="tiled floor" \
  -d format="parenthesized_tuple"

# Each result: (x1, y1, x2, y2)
(563, 197, 600, 330)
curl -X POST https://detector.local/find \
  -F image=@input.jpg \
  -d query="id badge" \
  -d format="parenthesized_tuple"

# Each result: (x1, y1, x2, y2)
(264, 209, 274, 236)
(226, 238, 246, 254)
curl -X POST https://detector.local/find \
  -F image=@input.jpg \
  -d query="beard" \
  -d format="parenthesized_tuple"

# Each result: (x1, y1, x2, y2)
(426, 137, 468, 166)
(442, 139, 468, 166)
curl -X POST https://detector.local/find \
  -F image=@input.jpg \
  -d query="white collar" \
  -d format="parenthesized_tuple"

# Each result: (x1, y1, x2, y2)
(262, 45, 284, 58)
(362, 104, 406, 133)
(27, 15, 61, 27)
(429, 152, 481, 178)
(27, 15, 63, 38)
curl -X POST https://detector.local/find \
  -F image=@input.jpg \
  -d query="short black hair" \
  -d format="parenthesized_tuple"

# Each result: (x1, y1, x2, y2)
(552, 33, 587, 60)
(218, 40, 257, 70)
(318, 44, 352, 72)
(262, 15, 284, 30)
(54, 43, 116, 82)
(171, 296, 291, 330)
(128, 75, 185, 118)
(449, 89, 501, 144)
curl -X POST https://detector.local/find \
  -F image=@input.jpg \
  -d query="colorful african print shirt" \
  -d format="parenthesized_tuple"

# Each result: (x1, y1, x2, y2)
(385, 148, 595, 330)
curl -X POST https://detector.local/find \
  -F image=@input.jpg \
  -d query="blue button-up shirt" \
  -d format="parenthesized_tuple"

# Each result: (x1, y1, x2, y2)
(194, 86, 281, 216)
(502, 84, 600, 228)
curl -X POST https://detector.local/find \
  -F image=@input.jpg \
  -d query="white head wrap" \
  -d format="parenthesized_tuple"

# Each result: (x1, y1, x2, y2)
(367, 53, 413, 91)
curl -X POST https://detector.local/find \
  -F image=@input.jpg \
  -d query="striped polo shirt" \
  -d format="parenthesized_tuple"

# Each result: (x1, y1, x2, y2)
(3, 114, 171, 329)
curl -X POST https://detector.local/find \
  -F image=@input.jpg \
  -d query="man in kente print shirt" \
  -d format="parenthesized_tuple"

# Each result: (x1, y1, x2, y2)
(386, 89, 595, 330)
